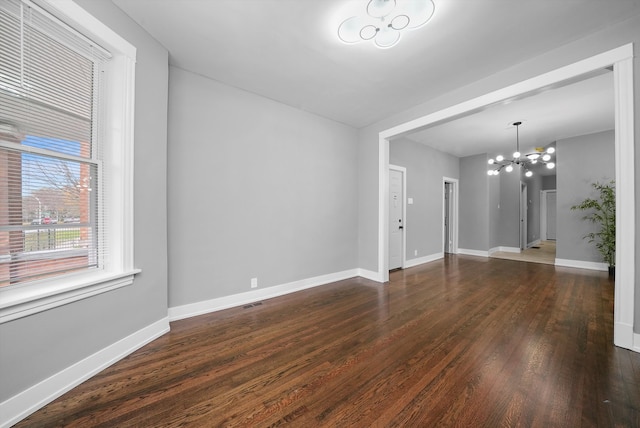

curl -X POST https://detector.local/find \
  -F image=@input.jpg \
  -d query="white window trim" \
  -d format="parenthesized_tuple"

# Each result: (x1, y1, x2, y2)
(0, 0, 138, 324)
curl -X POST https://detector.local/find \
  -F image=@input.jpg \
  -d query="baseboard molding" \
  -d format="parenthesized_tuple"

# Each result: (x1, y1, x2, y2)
(168, 269, 360, 321)
(404, 252, 443, 268)
(0, 317, 170, 428)
(527, 239, 541, 248)
(554, 258, 608, 271)
(614, 321, 640, 353)
(356, 268, 383, 283)
(458, 248, 489, 257)
(489, 246, 521, 255)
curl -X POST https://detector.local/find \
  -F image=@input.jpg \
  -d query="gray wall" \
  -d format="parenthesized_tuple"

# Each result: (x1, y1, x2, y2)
(497, 167, 521, 248)
(167, 67, 358, 307)
(459, 154, 489, 251)
(389, 138, 459, 260)
(524, 172, 543, 244)
(542, 175, 557, 190)
(556, 130, 615, 263)
(356, 14, 640, 331)
(0, 1, 169, 403)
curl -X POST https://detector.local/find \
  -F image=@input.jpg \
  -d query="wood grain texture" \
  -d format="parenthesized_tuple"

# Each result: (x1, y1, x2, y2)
(15, 255, 640, 427)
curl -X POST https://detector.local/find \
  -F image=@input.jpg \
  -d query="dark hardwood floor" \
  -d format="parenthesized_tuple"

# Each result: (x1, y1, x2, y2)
(16, 255, 640, 427)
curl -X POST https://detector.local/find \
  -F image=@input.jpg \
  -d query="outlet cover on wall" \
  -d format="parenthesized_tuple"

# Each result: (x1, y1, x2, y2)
(414, 250, 418, 256)
(251, 278, 258, 288)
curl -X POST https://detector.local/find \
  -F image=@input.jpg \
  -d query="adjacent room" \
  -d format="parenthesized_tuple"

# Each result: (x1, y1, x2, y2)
(1, 0, 639, 426)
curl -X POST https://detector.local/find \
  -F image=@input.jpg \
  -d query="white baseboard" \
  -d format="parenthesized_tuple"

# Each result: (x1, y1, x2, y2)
(168, 269, 360, 321)
(554, 258, 608, 271)
(489, 246, 521, 255)
(458, 248, 489, 257)
(614, 321, 640, 353)
(0, 317, 170, 428)
(356, 268, 383, 282)
(404, 252, 443, 268)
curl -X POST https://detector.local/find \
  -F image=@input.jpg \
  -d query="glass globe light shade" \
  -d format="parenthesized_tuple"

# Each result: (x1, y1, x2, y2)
(542, 154, 551, 162)
(531, 159, 537, 164)
(496, 155, 504, 162)
(527, 153, 540, 160)
(546, 162, 555, 169)
(525, 171, 533, 177)
(488, 158, 494, 164)
(487, 170, 493, 176)
(506, 165, 514, 172)
(513, 151, 521, 158)
(546, 147, 555, 154)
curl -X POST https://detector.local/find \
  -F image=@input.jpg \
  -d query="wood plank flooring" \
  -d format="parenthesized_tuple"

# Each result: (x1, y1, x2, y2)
(16, 255, 640, 427)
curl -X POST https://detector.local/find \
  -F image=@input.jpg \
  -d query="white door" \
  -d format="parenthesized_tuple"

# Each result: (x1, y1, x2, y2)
(389, 168, 404, 270)
(546, 191, 557, 240)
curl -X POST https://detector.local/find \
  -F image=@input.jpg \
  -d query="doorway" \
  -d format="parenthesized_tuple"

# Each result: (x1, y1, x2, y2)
(443, 177, 458, 254)
(389, 165, 405, 270)
(377, 44, 635, 351)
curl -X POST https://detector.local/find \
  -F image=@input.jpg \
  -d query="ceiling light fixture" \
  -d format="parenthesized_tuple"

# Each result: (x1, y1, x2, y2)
(338, 0, 435, 49)
(487, 121, 555, 177)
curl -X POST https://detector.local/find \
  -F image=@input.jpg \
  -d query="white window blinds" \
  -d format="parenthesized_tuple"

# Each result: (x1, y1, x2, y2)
(0, 0, 110, 286)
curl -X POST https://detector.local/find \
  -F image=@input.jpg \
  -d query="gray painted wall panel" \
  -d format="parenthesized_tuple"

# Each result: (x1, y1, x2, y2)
(498, 168, 522, 248)
(459, 154, 489, 251)
(524, 173, 543, 244)
(556, 130, 615, 263)
(389, 138, 459, 259)
(0, 1, 169, 403)
(167, 67, 358, 307)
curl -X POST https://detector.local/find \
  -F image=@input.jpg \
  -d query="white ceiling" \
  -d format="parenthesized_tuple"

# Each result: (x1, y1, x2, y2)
(113, 0, 634, 156)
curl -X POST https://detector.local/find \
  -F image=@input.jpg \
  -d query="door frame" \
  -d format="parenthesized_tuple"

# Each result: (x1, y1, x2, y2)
(389, 164, 407, 269)
(443, 177, 459, 254)
(540, 189, 557, 241)
(377, 44, 636, 352)
(520, 182, 527, 249)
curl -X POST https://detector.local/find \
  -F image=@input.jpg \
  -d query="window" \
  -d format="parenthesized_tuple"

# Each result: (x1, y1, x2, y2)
(0, 0, 137, 323)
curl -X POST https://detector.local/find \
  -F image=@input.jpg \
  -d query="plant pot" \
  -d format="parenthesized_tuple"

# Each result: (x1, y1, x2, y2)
(608, 266, 615, 278)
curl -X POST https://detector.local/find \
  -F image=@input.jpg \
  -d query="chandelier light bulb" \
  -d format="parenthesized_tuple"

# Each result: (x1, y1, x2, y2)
(487, 170, 493, 176)
(496, 155, 504, 162)
(488, 158, 494, 164)
(525, 170, 533, 177)
(513, 151, 521, 158)
(542, 154, 551, 162)
(546, 147, 555, 154)
(506, 165, 514, 172)
(531, 159, 537, 164)
(547, 162, 555, 169)
(527, 153, 540, 160)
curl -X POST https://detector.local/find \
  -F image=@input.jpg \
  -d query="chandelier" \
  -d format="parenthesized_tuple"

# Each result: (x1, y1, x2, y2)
(337, 0, 435, 49)
(487, 121, 555, 177)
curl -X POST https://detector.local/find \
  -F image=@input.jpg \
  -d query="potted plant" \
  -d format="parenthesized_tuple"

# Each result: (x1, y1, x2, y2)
(570, 180, 616, 276)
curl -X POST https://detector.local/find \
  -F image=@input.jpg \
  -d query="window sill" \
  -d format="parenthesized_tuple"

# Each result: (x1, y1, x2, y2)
(0, 269, 141, 324)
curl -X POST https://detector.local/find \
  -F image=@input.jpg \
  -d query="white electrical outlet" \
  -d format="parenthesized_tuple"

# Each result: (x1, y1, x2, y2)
(414, 250, 418, 256)
(251, 278, 258, 288)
